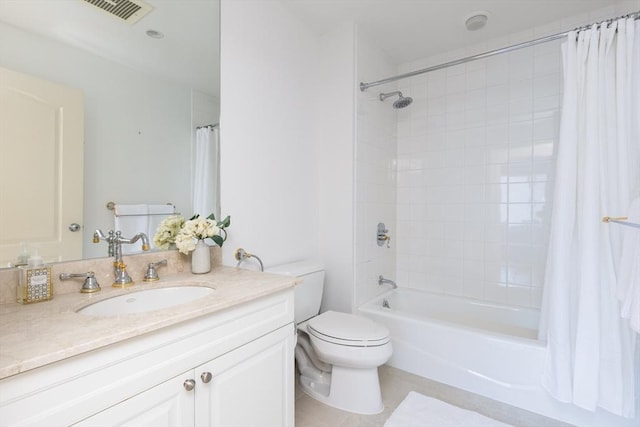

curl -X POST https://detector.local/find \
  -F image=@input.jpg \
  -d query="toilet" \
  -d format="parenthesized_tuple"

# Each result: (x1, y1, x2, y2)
(267, 260, 392, 415)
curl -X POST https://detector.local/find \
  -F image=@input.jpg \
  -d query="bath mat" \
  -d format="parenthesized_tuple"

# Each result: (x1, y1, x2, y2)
(384, 391, 513, 427)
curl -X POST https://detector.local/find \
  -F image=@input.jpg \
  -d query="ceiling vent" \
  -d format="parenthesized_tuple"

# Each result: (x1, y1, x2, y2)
(81, 0, 153, 24)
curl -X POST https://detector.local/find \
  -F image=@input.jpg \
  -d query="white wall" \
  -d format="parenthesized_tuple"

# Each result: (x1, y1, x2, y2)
(314, 23, 357, 313)
(191, 90, 220, 217)
(354, 31, 398, 307)
(0, 22, 194, 260)
(219, 0, 320, 270)
(192, 90, 219, 128)
(219, 1, 360, 314)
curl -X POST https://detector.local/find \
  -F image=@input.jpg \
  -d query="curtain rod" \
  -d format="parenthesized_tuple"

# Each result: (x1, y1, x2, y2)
(359, 10, 640, 91)
(196, 123, 218, 130)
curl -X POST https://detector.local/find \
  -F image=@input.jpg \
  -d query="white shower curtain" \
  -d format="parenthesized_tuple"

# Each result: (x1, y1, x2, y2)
(193, 126, 220, 217)
(539, 18, 639, 418)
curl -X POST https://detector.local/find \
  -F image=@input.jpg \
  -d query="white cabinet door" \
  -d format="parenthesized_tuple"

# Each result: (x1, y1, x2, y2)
(73, 371, 195, 427)
(195, 325, 295, 427)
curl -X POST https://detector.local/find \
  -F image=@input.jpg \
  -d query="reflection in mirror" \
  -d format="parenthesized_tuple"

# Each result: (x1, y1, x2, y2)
(0, 0, 220, 266)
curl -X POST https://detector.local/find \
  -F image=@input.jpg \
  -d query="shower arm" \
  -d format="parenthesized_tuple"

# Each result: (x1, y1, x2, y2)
(379, 91, 402, 101)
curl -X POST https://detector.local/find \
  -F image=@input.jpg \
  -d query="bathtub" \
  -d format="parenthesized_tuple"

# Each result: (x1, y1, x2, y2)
(358, 288, 637, 427)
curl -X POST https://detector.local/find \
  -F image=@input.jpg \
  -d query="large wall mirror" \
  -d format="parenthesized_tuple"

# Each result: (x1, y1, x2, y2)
(0, 0, 220, 265)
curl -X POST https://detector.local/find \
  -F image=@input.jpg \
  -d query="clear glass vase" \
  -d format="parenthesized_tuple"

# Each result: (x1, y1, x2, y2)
(191, 239, 211, 274)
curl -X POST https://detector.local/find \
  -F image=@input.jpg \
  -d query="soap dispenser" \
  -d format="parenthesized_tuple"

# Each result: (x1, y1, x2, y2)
(17, 252, 53, 304)
(15, 242, 29, 267)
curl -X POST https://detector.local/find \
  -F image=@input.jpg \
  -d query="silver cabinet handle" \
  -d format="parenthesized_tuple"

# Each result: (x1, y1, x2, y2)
(69, 223, 81, 232)
(183, 379, 196, 391)
(201, 372, 212, 383)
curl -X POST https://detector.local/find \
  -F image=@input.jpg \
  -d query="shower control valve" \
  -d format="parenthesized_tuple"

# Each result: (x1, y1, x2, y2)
(377, 223, 391, 248)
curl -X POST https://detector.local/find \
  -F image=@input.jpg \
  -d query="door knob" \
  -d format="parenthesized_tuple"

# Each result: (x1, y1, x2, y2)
(201, 371, 212, 383)
(68, 223, 81, 232)
(183, 379, 196, 391)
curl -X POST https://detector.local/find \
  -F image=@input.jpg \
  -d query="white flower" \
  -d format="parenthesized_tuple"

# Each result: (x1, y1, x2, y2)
(173, 214, 228, 254)
(175, 232, 197, 254)
(153, 215, 185, 249)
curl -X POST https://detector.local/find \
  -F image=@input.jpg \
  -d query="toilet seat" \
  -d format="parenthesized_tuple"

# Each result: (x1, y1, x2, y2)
(307, 311, 390, 347)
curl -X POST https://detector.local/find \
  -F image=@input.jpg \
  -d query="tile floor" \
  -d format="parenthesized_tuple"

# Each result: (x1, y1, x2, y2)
(295, 365, 575, 427)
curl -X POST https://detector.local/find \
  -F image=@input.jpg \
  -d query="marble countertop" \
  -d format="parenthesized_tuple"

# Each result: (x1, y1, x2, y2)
(0, 266, 297, 380)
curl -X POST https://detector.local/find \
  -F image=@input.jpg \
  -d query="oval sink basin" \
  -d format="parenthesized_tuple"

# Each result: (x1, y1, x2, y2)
(78, 286, 214, 316)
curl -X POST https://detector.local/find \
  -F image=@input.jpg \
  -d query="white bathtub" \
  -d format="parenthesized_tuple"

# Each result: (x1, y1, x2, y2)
(358, 288, 637, 427)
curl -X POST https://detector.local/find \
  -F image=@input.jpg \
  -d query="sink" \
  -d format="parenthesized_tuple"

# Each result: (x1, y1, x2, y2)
(77, 286, 214, 316)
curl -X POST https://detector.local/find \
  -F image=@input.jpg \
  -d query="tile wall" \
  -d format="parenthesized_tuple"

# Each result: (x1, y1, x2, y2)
(394, 36, 563, 308)
(355, 34, 398, 307)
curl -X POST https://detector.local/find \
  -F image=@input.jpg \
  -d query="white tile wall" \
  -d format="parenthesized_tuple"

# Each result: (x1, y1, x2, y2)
(355, 32, 398, 307)
(395, 37, 563, 308)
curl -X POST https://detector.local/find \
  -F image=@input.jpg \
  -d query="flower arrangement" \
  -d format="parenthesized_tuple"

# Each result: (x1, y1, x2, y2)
(153, 215, 185, 249)
(154, 213, 230, 254)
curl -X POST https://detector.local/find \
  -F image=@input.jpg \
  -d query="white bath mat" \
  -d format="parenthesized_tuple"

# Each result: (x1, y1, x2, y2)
(384, 391, 513, 427)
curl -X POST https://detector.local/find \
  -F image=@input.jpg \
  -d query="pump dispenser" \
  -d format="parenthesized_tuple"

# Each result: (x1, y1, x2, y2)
(17, 251, 52, 304)
(15, 242, 29, 267)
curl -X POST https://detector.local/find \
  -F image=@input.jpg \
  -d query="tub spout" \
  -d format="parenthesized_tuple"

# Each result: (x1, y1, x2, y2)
(378, 275, 397, 289)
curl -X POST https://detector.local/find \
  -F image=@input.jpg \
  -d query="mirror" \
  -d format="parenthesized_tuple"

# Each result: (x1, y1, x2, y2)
(0, 0, 220, 265)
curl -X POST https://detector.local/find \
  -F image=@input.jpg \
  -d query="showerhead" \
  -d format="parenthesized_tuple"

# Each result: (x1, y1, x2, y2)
(392, 95, 413, 109)
(379, 91, 413, 109)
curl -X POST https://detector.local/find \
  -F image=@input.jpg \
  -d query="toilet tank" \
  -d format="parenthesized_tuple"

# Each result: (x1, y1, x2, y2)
(266, 260, 324, 324)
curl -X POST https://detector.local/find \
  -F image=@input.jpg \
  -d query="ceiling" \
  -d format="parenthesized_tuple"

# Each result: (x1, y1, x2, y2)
(282, 0, 634, 64)
(0, 0, 220, 96)
(0, 0, 634, 94)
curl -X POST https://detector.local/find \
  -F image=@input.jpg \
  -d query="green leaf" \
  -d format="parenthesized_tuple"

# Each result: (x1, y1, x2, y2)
(219, 215, 231, 228)
(206, 213, 216, 221)
(211, 235, 224, 247)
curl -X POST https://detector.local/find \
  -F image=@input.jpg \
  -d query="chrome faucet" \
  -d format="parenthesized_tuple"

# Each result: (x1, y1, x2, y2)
(59, 271, 101, 293)
(143, 259, 167, 282)
(378, 275, 397, 289)
(94, 230, 150, 287)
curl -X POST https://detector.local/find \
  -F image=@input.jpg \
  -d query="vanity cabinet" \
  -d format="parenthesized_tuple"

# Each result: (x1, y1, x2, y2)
(0, 290, 295, 427)
(194, 327, 293, 426)
(75, 370, 195, 426)
(74, 325, 293, 427)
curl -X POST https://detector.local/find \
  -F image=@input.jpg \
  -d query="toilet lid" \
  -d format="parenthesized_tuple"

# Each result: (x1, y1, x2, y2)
(307, 311, 390, 346)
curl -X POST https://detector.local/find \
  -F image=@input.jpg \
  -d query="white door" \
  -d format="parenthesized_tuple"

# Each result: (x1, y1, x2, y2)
(73, 371, 195, 427)
(0, 66, 83, 265)
(195, 324, 295, 427)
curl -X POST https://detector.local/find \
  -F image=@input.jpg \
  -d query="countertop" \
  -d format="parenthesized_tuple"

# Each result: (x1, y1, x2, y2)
(0, 266, 297, 380)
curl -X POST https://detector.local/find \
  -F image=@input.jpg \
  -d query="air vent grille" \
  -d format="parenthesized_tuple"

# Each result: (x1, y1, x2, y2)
(81, 0, 153, 24)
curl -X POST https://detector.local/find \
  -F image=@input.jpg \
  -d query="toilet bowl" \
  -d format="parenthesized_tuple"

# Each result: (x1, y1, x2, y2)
(266, 261, 393, 415)
(297, 311, 392, 414)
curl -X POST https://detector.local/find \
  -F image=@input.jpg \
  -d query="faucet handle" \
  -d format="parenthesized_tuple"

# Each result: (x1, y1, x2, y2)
(377, 223, 391, 248)
(143, 259, 167, 282)
(59, 271, 101, 293)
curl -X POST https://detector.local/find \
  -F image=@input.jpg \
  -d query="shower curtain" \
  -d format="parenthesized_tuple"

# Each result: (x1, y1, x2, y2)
(539, 17, 639, 418)
(193, 126, 220, 217)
